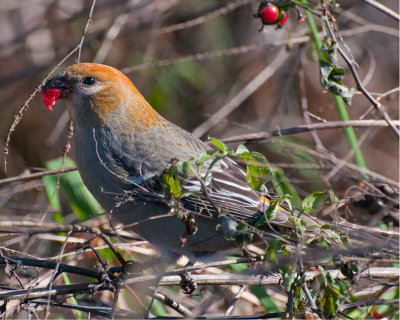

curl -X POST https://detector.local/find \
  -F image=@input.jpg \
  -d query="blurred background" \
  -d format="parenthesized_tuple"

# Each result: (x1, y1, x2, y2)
(0, 0, 398, 317)
(0, 0, 398, 218)
(0, 0, 398, 175)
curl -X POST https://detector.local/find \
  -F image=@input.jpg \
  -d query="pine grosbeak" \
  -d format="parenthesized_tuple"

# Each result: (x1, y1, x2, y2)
(41, 63, 395, 260)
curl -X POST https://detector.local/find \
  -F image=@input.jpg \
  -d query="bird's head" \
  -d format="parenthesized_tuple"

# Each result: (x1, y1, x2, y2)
(42, 63, 160, 128)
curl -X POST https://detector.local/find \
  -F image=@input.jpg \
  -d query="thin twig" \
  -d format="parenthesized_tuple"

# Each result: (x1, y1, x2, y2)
(335, 7, 399, 37)
(360, 87, 399, 119)
(121, 24, 398, 74)
(221, 132, 399, 186)
(361, 0, 400, 21)
(339, 298, 400, 311)
(3, 46, 79, 172)
(25, 299, 139, 319)
(45, 230, 72, 320)
(41, 120, 74, 223)
(0, 167, 77, 185)
(322, 17, 400, 138)
(1, 267, 397, 301)
(77, 0, 97, 63)
(111, 282, 120, 320)
(219, 120, 400, 142)
(0, 255, 103, 279)
(297, 248, 318, 312)
(285, 285, 294, 319)
(123, 267, 400, 287)
(153, 291, 193, 317)
(224, 285, 247, 316)
(0, 282, 110, 300)
(121, 45, 259, 73)
(46, 109, 71, 146)
(158, 0, 251, 34)
(0, 221, 126, 266)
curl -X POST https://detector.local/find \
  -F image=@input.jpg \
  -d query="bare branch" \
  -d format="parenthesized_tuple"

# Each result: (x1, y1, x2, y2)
(153, 291, 193, 317)
(124, 267, 400, 287)
(220, 120, 400, 142)
(0, 167, 77, 186)
(77, 0, 97, 63)
(361, 0, 400, 21)
(0, 221, 127, 266)
(322, 17, 400, 138)
(3, 46, 79, 172)
(158, 0, 252, 34)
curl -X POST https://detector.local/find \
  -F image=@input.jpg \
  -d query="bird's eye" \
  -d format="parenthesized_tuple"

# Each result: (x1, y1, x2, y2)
(83, 76, 96, 86)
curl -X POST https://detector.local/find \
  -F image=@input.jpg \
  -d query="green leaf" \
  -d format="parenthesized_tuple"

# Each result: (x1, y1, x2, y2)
(207, 155, 223, 173)
(271, 168, 302, 209)
(279, 264, 297, 292)
(42, 173, 62, 223)
(237, 151, 272, 192)
(161, 168, 182, 200)
(250, 286, 283, 313)
(317, 268, 341, 316)
(319, 42, 354, 105)
(208, 137, 228, 153)
(246, 165, 267, 191)
(225, 256, 249, 272)
(235, 144, 249, 154)
(147, 297, 168, 317)
(265, 199, 280, 221)
(43, 157, 103, 221)
(181, 157, 194, 177)
(252, 195, 293, 227)
(290, 216, 307, 239)
(266, 239, 288, 264)
(302, 190, 336, 214)
(197, 150, 215, 166)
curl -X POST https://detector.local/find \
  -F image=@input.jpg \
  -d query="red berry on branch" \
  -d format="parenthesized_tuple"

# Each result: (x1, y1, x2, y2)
(260, 3, 279, 24)
(278, 11, 288, 26)
(297, 16, 305, 23)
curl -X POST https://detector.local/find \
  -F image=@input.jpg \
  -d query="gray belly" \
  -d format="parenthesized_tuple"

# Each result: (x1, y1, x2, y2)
(112, 198, 235, 260)
(73, 132, 234, 259)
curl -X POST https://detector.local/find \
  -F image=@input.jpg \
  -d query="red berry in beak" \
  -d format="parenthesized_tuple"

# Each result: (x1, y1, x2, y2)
(42, 88, 61, 111)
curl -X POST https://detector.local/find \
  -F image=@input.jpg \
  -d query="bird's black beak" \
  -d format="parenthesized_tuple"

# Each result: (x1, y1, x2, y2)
(43, 74, 73, 98)
(42, 74, 73, 110)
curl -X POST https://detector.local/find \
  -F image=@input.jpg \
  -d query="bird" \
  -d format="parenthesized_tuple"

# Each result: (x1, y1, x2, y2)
(42, 63, 398, 262)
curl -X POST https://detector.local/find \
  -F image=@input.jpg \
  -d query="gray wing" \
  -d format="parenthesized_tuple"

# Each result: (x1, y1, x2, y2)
(179, 157, 301, 227)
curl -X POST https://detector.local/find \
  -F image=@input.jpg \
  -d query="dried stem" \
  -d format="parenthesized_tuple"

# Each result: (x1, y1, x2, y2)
(77, 0, 97, 63)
